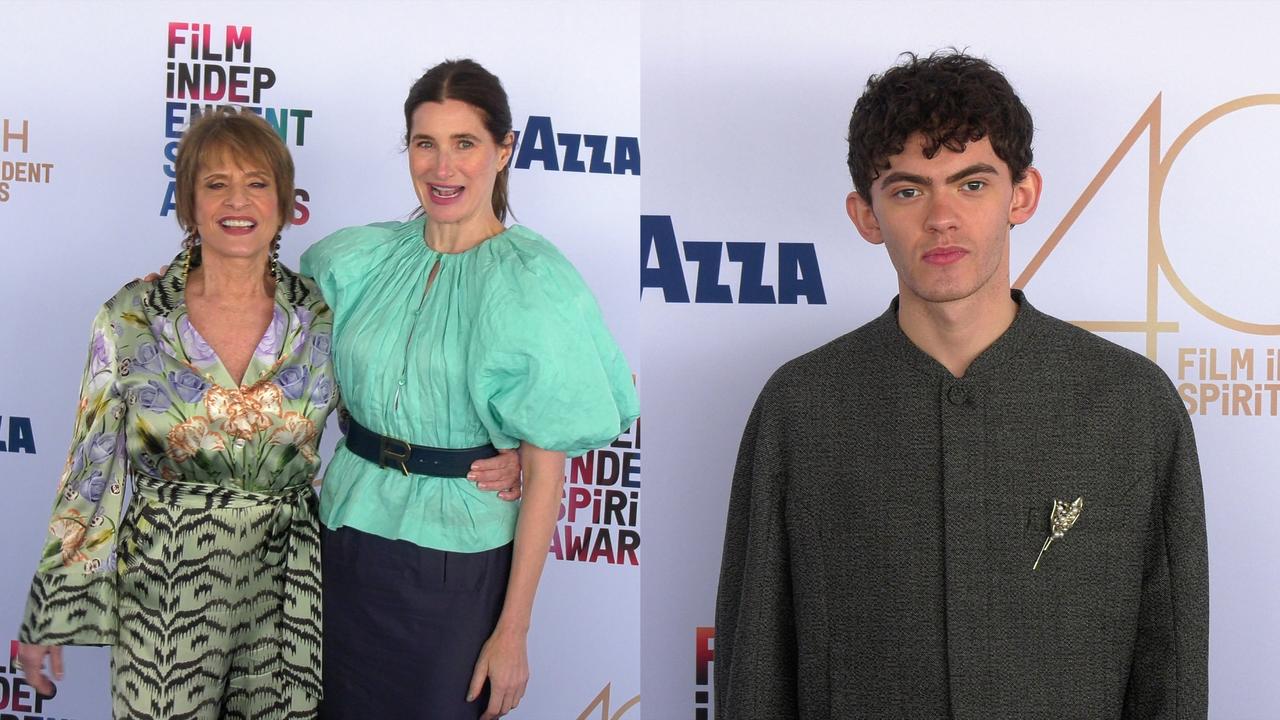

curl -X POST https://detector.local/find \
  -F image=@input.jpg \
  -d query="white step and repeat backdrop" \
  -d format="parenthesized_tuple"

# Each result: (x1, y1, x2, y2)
(2, 1, 1277, 719)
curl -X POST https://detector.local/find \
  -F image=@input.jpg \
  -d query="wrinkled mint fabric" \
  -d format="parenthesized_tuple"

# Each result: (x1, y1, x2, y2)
(302, 217, 639, 552)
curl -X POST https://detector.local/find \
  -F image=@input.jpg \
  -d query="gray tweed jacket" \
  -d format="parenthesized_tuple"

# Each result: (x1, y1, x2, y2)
(715, 292, 1208, 720)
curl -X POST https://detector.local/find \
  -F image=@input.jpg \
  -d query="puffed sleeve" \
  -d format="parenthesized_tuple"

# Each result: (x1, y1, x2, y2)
(1123, 391, 1209, 718)
(19, 305, 129, 646)
(299, 225, 374, 310)
(468, 241, 638, 457)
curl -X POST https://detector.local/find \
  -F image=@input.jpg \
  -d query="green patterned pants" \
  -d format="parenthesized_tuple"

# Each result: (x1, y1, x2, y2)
(111, 479, 322, 719)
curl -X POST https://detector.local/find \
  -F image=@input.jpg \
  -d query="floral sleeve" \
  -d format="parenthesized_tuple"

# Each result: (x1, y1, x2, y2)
(19, 305, 128, 646)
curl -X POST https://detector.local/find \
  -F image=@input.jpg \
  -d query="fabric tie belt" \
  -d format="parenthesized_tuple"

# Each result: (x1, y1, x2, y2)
(342, 415, 498, 477)
(134, 476, 322, 700)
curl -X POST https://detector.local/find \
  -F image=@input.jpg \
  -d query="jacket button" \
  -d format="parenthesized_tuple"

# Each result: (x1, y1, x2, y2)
(947, 385, 968, 406)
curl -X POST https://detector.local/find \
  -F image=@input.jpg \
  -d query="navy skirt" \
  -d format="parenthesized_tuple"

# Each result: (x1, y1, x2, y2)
(320, 525, 512, 720)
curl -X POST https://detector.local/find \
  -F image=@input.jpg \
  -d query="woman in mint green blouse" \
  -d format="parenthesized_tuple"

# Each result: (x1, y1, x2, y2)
(302, 60, 638, 720)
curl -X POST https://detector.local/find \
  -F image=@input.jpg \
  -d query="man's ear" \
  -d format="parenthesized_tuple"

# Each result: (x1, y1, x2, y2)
(1009, 166, 1043, 226)
(847, 190, 883, 245)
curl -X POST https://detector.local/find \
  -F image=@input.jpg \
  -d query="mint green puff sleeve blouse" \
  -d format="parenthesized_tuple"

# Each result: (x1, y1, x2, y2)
(300, 218, 639, 553)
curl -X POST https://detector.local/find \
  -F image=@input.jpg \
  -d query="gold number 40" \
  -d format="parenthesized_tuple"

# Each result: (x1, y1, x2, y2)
(1014, 94, 1280, 359)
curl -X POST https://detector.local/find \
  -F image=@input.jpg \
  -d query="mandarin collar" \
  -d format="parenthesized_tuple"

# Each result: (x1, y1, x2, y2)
(870, 289, 1043, 381)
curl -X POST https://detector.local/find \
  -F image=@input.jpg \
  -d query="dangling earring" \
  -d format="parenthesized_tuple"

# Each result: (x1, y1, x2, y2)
(182, 230, 200, 277)
(270, 233, 281, 278)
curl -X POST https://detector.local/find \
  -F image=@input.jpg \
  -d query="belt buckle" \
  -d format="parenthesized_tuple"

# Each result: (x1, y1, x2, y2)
(378, 436, 412, 476)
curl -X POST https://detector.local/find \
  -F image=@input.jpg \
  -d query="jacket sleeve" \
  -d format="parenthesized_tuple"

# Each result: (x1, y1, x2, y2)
(715, 393, 800, 718)
(19, 305, 128, 646)
(1123, 393, 1209, 718)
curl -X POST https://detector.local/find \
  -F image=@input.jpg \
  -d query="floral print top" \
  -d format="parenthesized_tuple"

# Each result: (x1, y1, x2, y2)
(19, 252, 339, 645)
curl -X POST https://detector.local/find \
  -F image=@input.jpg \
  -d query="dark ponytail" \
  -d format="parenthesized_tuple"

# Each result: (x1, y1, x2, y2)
(405, 58, 513, 221)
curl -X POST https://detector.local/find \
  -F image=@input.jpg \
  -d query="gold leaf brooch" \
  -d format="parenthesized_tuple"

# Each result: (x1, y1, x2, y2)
(1032, 496, 1083, 570)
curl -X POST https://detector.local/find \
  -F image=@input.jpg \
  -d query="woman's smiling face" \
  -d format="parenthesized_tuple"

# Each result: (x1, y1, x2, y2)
(193, 152, 281, 263)
(408, 98, 512, 232)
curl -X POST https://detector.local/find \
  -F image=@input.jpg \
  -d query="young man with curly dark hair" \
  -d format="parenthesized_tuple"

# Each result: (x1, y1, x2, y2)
(716, 51, 1208, 719)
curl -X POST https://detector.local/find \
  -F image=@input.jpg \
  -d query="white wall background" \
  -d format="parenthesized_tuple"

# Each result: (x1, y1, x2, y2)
(2, 1, 1277, 718)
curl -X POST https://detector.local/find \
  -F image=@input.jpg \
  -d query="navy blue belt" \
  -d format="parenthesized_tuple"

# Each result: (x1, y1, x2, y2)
(342, 415, 497, 477)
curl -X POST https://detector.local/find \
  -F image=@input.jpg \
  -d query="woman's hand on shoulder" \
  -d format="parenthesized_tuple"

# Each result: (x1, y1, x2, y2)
(469, 448, 522, 501)
(468, 625, 528, 719)
(17, 642, 63, 695)
(138, 265, 170, 283)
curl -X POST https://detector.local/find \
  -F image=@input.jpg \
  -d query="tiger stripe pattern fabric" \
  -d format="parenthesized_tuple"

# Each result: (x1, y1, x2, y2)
(19, 249, 338, 718)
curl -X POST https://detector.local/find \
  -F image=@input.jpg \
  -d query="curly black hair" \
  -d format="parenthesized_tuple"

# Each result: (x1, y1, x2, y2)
(847, 50, 1034, 201)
